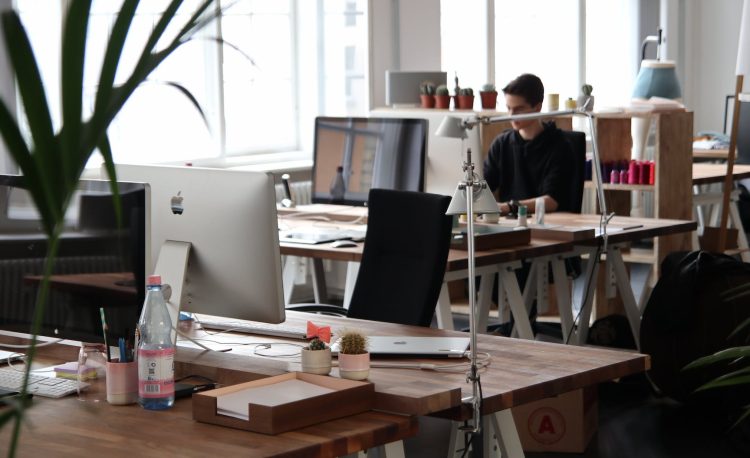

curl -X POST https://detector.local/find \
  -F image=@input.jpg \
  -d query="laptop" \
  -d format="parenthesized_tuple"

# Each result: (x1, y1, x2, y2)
(331, 336, 470, 358)
(279, 227, 366, 245)
(0, 350, 25, 364)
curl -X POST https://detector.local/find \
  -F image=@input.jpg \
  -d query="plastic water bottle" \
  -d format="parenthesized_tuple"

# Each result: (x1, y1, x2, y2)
(330, 166, 346, 202)
(137, 274, 175, 410)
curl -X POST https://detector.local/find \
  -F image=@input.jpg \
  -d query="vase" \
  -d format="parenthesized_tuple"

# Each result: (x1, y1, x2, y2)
(301, 348, 332, 375)
(435, 95, 450, 109)
(420, 94, 435, 108)
(479, 91, 497, 110)
(338, 352, 370, 380)
(457, 95, 475, 110)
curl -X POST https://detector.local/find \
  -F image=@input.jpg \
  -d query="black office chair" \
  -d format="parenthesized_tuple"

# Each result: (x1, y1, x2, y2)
(561, 130, 587, 213)
(287, 188, 453, 327)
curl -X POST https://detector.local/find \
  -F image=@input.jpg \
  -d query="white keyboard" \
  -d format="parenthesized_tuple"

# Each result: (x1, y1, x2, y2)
(0, 368, 86, 399)
(198, 319, 307, 340)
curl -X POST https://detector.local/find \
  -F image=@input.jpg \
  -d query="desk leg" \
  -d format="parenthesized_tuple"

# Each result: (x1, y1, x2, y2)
(476, 266, 499, 334)
(342, 261, 360, 310)
(499, 266, 534, 340)
(311, 258, 328, 304)
(607, 246, 641, 350)
(572, 248, 600, 345)
(729, 195, 750, 262)
(550, 256, 574, 344)
(436, 281, 456, 330)
(282, 256, 299, 305)
(490, 410, 525, 458)
(360, 440, 405, 458)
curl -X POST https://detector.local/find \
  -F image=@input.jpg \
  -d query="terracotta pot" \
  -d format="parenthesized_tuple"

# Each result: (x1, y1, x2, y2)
(457, 95, 475, 110)
(338, 352, 370, 380)
(435, 94, 451, 109)
(301, 348, 331, 375)
(420, 94, 435, 108)
(479, 91, 498, 109)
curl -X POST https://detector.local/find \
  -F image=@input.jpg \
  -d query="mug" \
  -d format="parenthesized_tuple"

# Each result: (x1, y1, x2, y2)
(106, 360, 138, 405)
(547, 93, 559, 111)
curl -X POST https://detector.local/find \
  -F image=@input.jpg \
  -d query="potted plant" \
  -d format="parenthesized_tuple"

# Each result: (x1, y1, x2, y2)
(479, 83, 497, 109)
(435, 84, 451, 109)
(419, 81, 436, 108)
(301, 337, 332, 375)
(457, 87, 475, 110)
(337, 329, 369, 380)
(577, 84, 594, 111)
(0, 1, 224, 454)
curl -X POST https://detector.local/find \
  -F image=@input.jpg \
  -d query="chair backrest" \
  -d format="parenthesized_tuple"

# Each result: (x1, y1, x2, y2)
(347, 188, 453, 327)
(561, 130, 586, 213)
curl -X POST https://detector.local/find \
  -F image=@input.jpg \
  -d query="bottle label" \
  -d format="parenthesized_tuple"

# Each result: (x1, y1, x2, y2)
(138, 348, 175, 398)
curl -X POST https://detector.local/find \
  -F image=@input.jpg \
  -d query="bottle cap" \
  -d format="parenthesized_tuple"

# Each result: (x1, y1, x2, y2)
(147, 275, 162, 286)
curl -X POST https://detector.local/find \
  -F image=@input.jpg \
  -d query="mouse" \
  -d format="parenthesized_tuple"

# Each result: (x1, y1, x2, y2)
(331, 239, 358, 248)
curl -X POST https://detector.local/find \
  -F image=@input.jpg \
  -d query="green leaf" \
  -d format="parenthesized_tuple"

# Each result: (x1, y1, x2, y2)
(720, 282, 750, 302)
(696, 374, 750, 392)
(162, 81, 210, 129)
(60, 0, 92, 185)
(728, 316, 750, 340)
(683, 346, 750, 370)
(98, 134, 122, 230)
(732, 407, 750, 429)
(94, 0, 139, 115)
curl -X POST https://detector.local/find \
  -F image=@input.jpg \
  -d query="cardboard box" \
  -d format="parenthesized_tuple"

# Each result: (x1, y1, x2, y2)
(511, 386, 598, 453)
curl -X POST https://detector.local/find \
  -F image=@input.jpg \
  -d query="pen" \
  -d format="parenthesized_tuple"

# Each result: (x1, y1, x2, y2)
(118, 337, 127, 363)
(99, 307, 111, 362)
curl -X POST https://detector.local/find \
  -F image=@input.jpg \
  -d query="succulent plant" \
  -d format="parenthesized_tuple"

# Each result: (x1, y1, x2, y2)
(436, 84, 450, 96)
(581, 84, 593, 96)
(307, 337, 327, 351)
(481, 83, 496, 92)
(420, 81, 436, 96)
(459, 87, 474, 96)
(338, 330, 368, 355)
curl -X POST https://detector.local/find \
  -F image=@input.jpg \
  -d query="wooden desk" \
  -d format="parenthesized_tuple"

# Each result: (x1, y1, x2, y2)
(692, 163, 750, 185)
(0, 336, 417, 458)
(693, 148, 729, 161)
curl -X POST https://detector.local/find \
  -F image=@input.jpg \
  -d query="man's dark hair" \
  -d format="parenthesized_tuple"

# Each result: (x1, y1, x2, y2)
(502, 73, 544, 107)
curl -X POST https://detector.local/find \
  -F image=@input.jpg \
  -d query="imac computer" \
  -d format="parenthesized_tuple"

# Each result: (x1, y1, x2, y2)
(312, 116, 427, 206)
(113, 164, 285, 329)
(0, 175, 147, 344)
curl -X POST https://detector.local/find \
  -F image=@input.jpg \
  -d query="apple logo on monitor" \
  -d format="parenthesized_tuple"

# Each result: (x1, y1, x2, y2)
(170, 191, 184, 215)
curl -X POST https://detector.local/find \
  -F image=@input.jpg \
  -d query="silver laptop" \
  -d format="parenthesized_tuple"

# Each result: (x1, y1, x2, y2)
(331, 336, 470, 358)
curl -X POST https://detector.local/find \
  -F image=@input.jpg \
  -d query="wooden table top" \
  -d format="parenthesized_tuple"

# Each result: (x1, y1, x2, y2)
(693, 148, 729, 160)
(692, 163, 750, 185)
(542, 213, 697, 245)
(24, 272, 137, 302)
(0, 337, 416, 458)
(178, 312, 649, 418)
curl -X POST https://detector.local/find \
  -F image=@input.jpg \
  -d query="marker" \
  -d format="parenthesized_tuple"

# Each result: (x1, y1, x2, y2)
(118, 337, 127, 363)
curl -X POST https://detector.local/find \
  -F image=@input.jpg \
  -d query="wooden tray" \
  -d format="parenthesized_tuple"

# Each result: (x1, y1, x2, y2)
(193, 372, 374, 435)
(452, 225, 531, 251)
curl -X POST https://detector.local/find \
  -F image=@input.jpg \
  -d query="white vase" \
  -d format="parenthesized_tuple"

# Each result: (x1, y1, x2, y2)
(337, 352, 370, 380)
(300, 348, 332, 375)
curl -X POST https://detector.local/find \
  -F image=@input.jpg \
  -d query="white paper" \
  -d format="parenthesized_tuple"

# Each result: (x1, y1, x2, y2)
(216, 379, 334, 421)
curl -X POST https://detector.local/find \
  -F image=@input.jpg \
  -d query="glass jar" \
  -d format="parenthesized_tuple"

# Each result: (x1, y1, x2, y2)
(77, 342, 107, 402)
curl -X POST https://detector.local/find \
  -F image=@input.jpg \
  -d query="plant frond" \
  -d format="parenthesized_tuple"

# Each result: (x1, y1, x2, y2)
(98, 134, 122, 229)
(683, 346, 750, 370)
(162, 81, 210, 129)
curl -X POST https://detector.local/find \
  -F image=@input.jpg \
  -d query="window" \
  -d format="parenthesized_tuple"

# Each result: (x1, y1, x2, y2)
(440, 0, 639, 110)
(12, 0, 368, 167)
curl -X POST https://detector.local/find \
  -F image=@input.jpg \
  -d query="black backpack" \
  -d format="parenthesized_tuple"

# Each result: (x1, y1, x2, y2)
(640, 250, 750, 406)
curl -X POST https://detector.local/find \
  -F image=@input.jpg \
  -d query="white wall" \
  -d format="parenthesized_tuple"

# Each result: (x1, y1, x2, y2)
(683, 0, 744, 134)
(368, 0, 442, 110)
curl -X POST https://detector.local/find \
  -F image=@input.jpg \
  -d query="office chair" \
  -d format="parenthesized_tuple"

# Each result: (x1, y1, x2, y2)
(287, 188, 453, 327)
(561, 130, 587, 213)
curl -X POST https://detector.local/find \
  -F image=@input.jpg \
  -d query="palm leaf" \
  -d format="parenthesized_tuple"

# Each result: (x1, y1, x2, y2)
(683, 346, 750, 370)
(163, 81, 210, 129)
(696, 374, 750, 392)
(94, 0, 139, 115)
(98, 134, 122, 229)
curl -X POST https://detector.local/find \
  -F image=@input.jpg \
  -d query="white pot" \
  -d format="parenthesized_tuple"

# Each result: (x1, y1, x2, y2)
(301, 348, 332, 375)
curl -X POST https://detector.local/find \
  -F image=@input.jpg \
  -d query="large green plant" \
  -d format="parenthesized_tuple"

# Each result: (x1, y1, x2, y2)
(0, 0, 220, 453)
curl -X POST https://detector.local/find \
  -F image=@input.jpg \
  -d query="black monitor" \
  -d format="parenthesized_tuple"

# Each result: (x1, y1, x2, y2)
(311, 116, 427, 206)
(0, 175, 146, 344)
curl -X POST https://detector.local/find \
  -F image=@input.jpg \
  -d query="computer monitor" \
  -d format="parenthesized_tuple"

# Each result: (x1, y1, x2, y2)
(0, 175, 147, 344)
(312, 116, 427, 206)
(113, 164, 285, 326)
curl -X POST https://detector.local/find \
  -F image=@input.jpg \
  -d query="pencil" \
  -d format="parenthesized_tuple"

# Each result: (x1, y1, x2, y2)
(99, 307, 111, 362)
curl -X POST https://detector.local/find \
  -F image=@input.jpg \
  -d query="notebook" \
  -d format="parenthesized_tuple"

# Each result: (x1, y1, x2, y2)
(331, 336, 470, 358)
(279, 227, 366, 245)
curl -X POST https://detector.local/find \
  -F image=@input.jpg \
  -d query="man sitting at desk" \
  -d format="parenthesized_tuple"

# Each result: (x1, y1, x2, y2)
(483, 73, 574, 215)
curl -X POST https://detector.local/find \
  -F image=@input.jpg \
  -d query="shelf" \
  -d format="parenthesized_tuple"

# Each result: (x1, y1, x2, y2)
(584, 181, 654, 192)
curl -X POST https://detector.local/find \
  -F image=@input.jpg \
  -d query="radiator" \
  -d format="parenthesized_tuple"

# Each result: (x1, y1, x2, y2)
(275, 180, 312, 205)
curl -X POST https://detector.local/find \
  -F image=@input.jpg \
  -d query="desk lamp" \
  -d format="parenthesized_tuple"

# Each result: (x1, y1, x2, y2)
(719, 0, 750, 251)
(436, 109, 610, 438)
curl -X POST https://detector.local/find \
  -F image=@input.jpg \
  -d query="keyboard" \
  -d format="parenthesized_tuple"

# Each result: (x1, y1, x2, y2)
(0, 368, 86, 399)
(198, 319, 308, 340)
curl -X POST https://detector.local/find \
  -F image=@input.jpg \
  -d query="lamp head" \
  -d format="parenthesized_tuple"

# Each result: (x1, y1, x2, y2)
(436, 116, 468, 139)
(446, 182, 499, 215)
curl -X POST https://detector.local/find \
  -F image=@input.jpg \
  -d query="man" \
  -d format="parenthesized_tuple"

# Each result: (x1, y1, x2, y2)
(483, 73, 574, 215)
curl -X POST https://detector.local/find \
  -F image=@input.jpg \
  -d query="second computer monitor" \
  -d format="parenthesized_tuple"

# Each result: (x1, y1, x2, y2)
(113, 164, 285, 324)
(312, 116, 427, 206)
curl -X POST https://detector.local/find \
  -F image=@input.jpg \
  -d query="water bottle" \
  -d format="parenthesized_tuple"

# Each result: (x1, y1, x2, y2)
(330, 166, 346, 202)
(137, 274, 175, 410)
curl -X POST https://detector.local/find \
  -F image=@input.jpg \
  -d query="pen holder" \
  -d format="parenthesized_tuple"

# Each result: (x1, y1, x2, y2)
(106, 360, 138, 405)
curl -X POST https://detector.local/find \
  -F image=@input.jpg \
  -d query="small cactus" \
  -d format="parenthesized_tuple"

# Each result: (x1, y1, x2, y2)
(307, 337, 327, 351)
(581, 84, 593, 96)
(459, 87, 474, 97)
(481, 83, 496, 92)
(420, 81, 436, 96)
(436, 84, 450, 96)
(338, 329, 368, 355)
